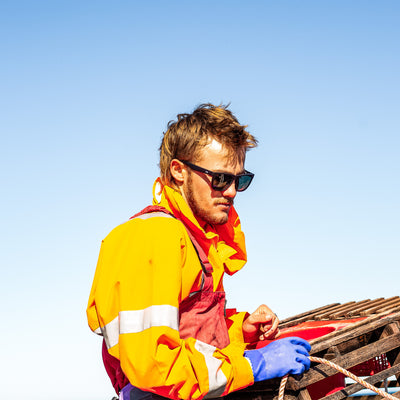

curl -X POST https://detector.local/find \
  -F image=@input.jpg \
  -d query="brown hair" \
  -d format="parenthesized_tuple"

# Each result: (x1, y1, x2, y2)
(159, 103, 257, 185)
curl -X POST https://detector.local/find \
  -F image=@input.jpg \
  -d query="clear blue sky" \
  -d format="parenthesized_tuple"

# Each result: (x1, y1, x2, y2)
(1, 1, 399, 399)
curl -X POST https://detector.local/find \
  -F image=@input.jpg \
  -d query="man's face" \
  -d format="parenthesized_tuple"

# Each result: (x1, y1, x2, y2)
(181, 139, 245, 226)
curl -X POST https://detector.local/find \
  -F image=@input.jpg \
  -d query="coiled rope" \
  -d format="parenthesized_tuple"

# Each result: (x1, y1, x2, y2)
(278, 356, 398, 400)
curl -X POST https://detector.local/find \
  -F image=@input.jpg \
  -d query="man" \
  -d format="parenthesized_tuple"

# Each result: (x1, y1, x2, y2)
(87, 104, 311, 400)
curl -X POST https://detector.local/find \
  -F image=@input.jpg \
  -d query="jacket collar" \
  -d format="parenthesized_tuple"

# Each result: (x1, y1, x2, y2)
(152, 178, 247, 278)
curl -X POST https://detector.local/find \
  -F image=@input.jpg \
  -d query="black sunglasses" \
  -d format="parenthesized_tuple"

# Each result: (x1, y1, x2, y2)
(180, 160, 254, 192)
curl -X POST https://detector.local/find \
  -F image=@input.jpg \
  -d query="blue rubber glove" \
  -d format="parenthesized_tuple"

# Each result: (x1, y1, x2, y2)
(244, 337, 311, 382)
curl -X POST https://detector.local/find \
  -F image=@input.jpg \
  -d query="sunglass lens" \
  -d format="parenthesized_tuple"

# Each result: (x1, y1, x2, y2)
(237, 175, 253, 192)
(212, 174, 233, 191)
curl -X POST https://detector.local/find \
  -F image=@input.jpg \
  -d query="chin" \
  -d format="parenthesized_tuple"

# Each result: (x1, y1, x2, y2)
(207, 212, 229, 226)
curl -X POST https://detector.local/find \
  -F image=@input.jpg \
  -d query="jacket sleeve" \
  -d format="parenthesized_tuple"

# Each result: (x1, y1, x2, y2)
(87, 216, 254, 400)
(226, 310, 250, 346)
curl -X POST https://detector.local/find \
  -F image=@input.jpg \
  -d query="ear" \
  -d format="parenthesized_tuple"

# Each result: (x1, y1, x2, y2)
(170, 159, 186, 186)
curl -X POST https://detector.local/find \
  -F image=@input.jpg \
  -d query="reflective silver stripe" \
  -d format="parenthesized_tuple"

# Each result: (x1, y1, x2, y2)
(120, 305, 179, 334)
(101, 305, 179, 349)
(94, 327, 102, 335)
(195, 341, 227, 398)
(102, 316, 120, 349)
(134, 212, 174, 220)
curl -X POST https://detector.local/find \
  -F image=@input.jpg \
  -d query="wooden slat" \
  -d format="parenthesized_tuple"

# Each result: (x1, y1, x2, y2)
(372, 390, 400, 400)
(363, 305, 400, 319)
(361, 301, 400, 317)
(380, 305, 400, 314)
(297, 389, 313, 400)
(383, 323, 400, 386)
(329, 299, 372, 319)
(346, 298, 394, 317)
(313, 302, 358, 321)
(279, 303, 341, 328)
(361, 296, 400, 315)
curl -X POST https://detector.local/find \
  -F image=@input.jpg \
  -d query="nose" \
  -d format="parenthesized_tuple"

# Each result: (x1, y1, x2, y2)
(222, 180, 237, 199)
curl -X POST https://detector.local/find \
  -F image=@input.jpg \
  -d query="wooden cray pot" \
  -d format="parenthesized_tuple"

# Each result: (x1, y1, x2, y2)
(224, 297, 400, 400)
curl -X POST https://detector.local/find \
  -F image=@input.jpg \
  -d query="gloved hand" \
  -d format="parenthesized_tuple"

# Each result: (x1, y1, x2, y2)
(244, 337, 311, 382)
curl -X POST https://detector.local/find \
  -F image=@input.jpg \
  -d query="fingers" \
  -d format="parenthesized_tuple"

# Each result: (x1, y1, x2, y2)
(269, 314, 280, 333)
(288, 354, 311, 375)
(296, 354, 311, 371)
(285, 337, 312, 373)
(260, 328, 281, 341)
(259, 319, 280, 340)
(258, 310, 280, 340)
(285, 336, 312, 352)
(293, 344, 310, 358)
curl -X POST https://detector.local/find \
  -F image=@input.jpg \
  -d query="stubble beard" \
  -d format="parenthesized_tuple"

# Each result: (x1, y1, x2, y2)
(184, 173, 230, 226)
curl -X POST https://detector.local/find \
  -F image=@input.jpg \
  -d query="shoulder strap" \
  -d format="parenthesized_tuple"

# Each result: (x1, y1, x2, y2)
(184, 228, 213, 274)
(130, 205, 173, 219)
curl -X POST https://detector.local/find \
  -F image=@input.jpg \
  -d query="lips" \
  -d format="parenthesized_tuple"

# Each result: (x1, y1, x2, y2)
(217, 202, 232, 210)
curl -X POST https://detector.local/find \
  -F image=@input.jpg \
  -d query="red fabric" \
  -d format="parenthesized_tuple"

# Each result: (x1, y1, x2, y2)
(130, 205, 172, 219)
(179, 271, 230, 348)
(102, 339, 129, 394)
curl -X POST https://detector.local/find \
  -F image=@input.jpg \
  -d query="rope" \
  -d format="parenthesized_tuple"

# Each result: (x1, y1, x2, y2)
(278, 356, 398, 400)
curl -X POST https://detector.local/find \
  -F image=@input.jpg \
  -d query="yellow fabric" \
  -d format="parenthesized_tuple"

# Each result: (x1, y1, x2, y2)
(87, 179, 254, 399)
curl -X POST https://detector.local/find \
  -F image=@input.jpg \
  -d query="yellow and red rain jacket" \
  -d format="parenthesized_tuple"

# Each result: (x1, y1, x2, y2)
(87, 179, 254, 399)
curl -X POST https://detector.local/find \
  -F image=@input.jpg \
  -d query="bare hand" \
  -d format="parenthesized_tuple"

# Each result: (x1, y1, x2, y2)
(242, 304, 281, 343)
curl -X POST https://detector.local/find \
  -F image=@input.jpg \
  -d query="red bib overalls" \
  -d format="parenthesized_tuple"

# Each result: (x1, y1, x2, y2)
(178, 222, 230, 349)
